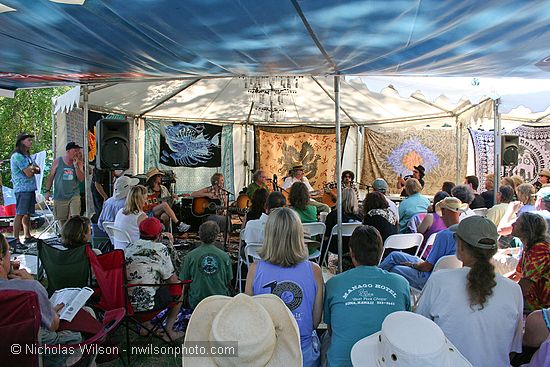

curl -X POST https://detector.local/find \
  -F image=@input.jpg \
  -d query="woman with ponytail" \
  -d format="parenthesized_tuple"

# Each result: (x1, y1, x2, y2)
(417, 216, 523, 367)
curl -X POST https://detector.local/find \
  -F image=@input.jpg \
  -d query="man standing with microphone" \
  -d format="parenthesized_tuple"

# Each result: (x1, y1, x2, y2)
(10, 132, 40, 248)
(45, 142, 85, 226)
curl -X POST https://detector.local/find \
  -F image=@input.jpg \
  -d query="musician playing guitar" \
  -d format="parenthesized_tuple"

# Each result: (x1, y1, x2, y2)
(246, 170, 270, 200)
(282, 165, 330, 213)
(324, 170, 360, 205)
(191, 173, 229, 232)
(144, 168, 190, 232)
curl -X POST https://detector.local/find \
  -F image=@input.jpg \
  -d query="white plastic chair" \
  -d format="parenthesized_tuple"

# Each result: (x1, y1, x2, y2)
(472, 208, 488, 217)
(322, 222, 362, 266)
(302, 222, 326, 264)
(415, 232, 438, 259)
(411, 255, 463, 308)
(384, 233, 423, 251)
(102, 221, 116, 244)
(103, 222, 132, 250)
(236, 241, 263, 292)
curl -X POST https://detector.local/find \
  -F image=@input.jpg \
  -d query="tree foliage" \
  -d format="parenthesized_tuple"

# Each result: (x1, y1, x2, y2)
(0, 87, 70, 186)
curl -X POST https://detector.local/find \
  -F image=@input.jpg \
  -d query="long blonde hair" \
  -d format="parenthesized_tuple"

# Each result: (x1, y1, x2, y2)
(258, 207, 308, 267)
(342, 187, 359, 215)
(123, 185, 147, 215)
(516, 183, 535, 205)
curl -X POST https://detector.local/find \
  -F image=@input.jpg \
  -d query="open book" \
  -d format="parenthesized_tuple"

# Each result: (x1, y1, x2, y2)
(49, 287, 94, 322)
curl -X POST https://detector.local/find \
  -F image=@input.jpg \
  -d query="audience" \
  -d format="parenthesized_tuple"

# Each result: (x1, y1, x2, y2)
(502, 176, 518, 193)
(242, 187, 269, 227)
(451, 184, 476, 219)
(417, 216, 523, 367)
(441, 181, 456, 195)
(464, 175, 486, 209)
(242, 191, 286, 246)
(481, 173, 496, 209)
(398, 178, 430, 233)
(486, 185, 515, 227)
(535, 169, 550, 191)
(324, 187, 363, 255)
(509, 212, 550, 310)
(416, 191, 449, 256)
(60, 215, 92, 249)
(98, 175, 139, 232)
(179, 221, 232, 309)
(289, 181, 318, 223)
(371, 178, 399, 223)
(379, 197, 464, 289)
(113, 185, 147, 250)
(124, 217, 184, 340)
(517, 183, 537, 214)
(362, 191, 398, 243)
(245, 207, 323, 367)
(323, 226, 410, 366)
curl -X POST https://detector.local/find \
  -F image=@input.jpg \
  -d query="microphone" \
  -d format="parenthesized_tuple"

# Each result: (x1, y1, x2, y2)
(220, 187, 234, 196)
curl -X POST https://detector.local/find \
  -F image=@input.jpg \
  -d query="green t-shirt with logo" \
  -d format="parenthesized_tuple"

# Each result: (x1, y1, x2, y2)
(179, 244, 233, 309)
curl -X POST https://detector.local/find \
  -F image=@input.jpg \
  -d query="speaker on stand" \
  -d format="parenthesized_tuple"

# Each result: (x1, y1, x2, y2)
(96, 119, 130, 170)
(501, 134, 519, 167)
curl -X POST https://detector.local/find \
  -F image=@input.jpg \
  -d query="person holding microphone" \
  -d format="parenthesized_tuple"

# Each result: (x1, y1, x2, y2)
(10, 132, 40, 248)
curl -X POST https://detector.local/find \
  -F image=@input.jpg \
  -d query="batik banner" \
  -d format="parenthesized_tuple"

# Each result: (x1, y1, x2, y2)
(361, 127, 468, 195)
(469, 125, 550, 188)
(255, 126, 349, 190)
(159, 122, 222, 167)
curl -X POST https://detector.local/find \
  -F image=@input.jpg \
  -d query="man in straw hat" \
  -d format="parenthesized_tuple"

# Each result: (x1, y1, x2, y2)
(97, 175, 139, 232)
(416, 216, 523, 367)
(351, 311, 472, 366)
(282, 165, 330, 214)
(379, 197, 466, 289)
(144, 167, 190, 232)
(184, 293, 302, 366)
(534, 168, 550, 191)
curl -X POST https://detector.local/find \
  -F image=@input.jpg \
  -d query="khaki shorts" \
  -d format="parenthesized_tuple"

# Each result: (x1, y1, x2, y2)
(54, 195, 81, 221)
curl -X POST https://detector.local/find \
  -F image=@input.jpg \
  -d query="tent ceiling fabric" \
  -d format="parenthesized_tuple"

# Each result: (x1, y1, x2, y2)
(1, 0, 550, 90)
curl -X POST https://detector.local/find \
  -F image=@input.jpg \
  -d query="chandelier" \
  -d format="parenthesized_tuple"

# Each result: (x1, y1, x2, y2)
(243, 76, 302, 122)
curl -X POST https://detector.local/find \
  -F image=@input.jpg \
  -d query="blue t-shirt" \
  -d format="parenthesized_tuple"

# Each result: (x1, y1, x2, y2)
(426, 227, 457, 267)
(10, 152, 37, 193)
(398, 193, 430, 232)
(324, 266, 410, 367)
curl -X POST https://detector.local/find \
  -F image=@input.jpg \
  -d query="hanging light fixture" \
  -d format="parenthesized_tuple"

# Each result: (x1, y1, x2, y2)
(243, 76, 302, 122)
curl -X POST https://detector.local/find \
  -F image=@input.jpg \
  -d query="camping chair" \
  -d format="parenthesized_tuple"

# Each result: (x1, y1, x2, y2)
(322, 222, 363, 267)
(103, 222, 132, 250)
(410, 255, 463, 309)
(0, 289, 125, 367)
(302, 222, 326, 263)
(37, 240, 91, 295)
(415, 232, 438, 259)
(85, 247, 191, 364)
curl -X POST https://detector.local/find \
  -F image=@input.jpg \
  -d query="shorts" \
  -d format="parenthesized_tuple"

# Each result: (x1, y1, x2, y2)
(153, 285, 181, 310)
(54, 195, 81, 221)
(15, 191, 36, 216)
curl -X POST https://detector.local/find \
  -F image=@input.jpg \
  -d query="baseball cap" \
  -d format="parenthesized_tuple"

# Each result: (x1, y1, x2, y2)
(139, 217, 163, 239)
(16, 132, 34, 143)
(536, 186, 550, 202)
(66, 142, 82, 151)
(455, 216, 498, 250)
(372, 178, 388, 193)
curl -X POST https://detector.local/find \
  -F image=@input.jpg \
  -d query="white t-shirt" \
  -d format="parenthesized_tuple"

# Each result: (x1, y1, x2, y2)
(459, 207, 476, 221)
(416, 267, 523, 367)
(113, 208, 143, 250)
(385, 196, 399, 223)
(282, 176, 314, 192)
(242, 213, 269, 244)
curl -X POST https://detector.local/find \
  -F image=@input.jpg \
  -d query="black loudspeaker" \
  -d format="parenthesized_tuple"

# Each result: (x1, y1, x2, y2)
(96, 119, 130, 170)
(501, 134, 519, 166)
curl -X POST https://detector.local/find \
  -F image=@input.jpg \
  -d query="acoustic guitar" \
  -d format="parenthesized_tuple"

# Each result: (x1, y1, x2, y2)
(144, 193, 186, 212)
(191, 197, 246, 217)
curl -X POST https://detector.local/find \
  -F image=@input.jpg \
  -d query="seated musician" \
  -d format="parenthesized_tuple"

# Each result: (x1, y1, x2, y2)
(283, 165, 330, 213)
(144, 168, 190, 233)
(397, 165, 426, 196)
(191, 173, 229, 232)
(324, 169, 360, 203)
(246, 169, 270, 200)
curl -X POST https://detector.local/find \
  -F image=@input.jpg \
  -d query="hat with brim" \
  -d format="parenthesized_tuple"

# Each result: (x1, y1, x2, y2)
(413, 165, 426, 176)
(351, 311, 472, 367)
(539, 169, 550, 178)
(145, 167, 164, 182)
(435, 197, 468, 216)
(292, 165, 304, 171)
(113, 175, 140, 199)
(184, 293, 302, 366)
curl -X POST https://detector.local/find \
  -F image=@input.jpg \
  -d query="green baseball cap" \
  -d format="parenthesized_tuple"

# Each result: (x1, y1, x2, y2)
(536, 186, 550, 202)
(455, 216, 498, 250)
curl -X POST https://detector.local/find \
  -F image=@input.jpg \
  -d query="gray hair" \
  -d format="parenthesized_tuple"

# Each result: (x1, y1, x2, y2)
(451, 184, 475, 205)
(199, 221, 220, 244)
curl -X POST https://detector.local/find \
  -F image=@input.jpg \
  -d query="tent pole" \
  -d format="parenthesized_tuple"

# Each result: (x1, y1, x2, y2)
(455, 115, 461, 183)
(51, 97, 56, 164)
(244, 102, 254, 185)
(335, 75, 343, 274)
(82, 85, 91, 218)
(493, 99, 501, 204)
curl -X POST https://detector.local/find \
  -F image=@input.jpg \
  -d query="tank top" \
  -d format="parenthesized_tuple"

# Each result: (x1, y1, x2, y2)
(253, 260, 317, 346)
(53, 157, 79, 200)
(419, 212, 447, 256)
(113, 208, 143, 250)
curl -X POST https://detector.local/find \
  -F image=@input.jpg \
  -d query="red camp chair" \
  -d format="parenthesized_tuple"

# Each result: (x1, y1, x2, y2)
(86, 246, 191, 364)
(0, 289, 125, 367)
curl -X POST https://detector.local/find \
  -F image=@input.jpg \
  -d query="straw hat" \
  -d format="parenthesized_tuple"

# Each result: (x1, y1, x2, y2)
(435, 197, 468, 216)
(184, 293, 302, 366)
(351, 311, 472, 367)
(538, 169, 550, 178)
(145, 167, 164, 181)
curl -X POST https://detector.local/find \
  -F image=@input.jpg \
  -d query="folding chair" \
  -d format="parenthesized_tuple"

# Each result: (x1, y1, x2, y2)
(86, 247, 191, 364)
(473, 208, 488, 217)
(415, 232, 438, 259)
(236, 242, 263, 292)
(322, 222, 363, 267)
(37, 240, 91, 295)
(103, 222, 132, 250)
(382, 233, 424, 262)
(36, 193, 61, 237)
(302, 222, 326, 263)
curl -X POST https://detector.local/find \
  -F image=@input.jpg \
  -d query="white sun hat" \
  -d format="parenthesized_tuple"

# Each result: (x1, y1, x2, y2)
(351, 311, 472, 367)
(184, 293, 302, 366)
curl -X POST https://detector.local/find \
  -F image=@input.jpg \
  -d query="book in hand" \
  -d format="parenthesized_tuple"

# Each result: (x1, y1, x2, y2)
(49, 287, 94, 322)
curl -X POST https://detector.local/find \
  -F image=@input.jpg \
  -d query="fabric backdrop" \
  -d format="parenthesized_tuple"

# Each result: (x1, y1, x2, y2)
(469, 125, 550, 189)
(255, 126, 349, 190)
(361, 127, 468, 195)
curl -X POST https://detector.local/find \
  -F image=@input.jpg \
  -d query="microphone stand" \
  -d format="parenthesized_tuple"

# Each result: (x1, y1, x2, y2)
(220, 187, 234, 252)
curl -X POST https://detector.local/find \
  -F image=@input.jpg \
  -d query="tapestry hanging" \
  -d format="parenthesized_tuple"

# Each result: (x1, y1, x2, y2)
(159, 122, 222, 167)
(254, 126, 349, 190)
(469, 125, 550, 188)
(361, 127, 468, 195)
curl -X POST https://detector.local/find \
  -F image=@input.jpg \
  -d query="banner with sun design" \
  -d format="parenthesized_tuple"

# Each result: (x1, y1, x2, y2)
(255, 126, 349, 190)
(361, 127, 468, 195)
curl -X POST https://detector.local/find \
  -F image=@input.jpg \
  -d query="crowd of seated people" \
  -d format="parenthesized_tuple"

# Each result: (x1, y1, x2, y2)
(6, 167, 550, 367)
